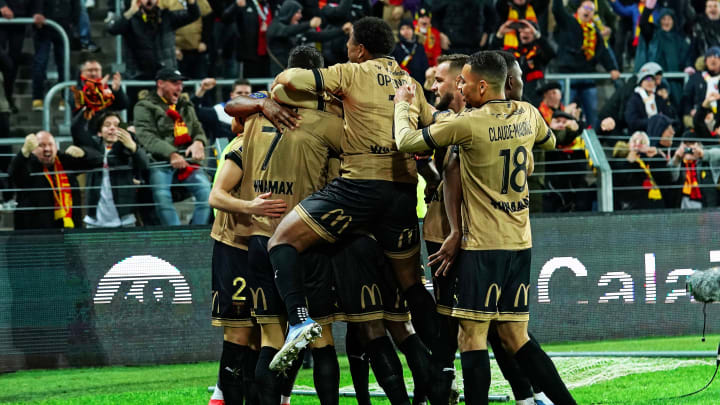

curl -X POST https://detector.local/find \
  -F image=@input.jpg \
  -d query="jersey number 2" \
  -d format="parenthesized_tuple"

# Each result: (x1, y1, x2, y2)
(499, 146, 528, 194)
(232, 277, 247, 301)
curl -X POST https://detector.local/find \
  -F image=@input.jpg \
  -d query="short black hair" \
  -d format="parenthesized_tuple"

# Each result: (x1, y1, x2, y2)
(351, 17, 396, 57)
(468, 51, 507, 90)
(495, 51, 518, 70)
(437, 54, 469, 74)
(287, 45, 324, 69)
(234, 79, 251, 87)
(92, 110, 122, 133)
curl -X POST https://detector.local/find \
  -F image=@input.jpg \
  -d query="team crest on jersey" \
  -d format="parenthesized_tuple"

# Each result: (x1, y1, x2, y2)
(249, 92, 267, 99)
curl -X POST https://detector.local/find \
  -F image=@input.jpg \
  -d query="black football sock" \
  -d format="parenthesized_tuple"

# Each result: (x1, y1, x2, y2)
(514, 339, 576, 405)
(397, 334, 431, 403)
(346, 328, 371, 405)
(428, 313, 458, 403)
(402, 283, 438, 349)
(255, 347, 282, 405)
(312, 346, 340, 405)
(243, 348, 260, 404)
(366, 336, 411, 405)
(269, 244, 308, 326)
(487, 329, 533, 400)
(527, 332, 545, 394)
(219, 341, 246, 405)
(460, 350, 490, 405)
(279, 349, 304, 397)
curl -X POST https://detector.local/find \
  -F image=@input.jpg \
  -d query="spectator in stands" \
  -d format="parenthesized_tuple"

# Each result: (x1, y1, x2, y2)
(70, 60, 129, 119)
(78, 112, 150, 227)
(267, 1, 330, 76)
(692, 90, 720, 138)
(491, 19, 554, 105)
(599, 61, 664, 137)
(319, 0, 369, 66)
(107, 0, 199, 80)
(77, 0, 100, 52)
(162, 0, 213, 79)
(413, 8, 441, 66)
(0, 0, 33, 113)
(553, 0, 620, 129)
(625, 68, 677, 132)
(133, 68, 210, 226)
(430, 0, 484, 55)
(495, 0, 547, 41)
(669, 136, 717, 207)
(690, 0, 720, 64)
(392, 19, 429, 84)
(608, 0, 657, 59)
(224, 0, 273, 78)
(683, 47, 720, 128)
(31, 0, 80, 112)
(9, 131, 102, 229)
(648, 112, 677, 157)
(192, 78, 251, 142)
(614, 130, 675, 209)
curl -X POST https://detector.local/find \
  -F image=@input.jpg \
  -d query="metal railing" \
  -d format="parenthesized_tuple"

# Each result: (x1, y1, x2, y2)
(0, 18, 72, 125)
(583, 129, 613, 211)
(545, 72, 689, 106)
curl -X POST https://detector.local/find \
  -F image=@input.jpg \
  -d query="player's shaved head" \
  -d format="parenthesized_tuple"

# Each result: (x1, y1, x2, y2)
(437, 54, 469, 75)
(350, 17, 396, 57)
(288, 45, 324, 69)
(468, 51, 507, 91)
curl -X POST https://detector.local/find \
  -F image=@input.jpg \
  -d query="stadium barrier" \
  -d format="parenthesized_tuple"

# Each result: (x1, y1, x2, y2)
(1, 210, 719, 372)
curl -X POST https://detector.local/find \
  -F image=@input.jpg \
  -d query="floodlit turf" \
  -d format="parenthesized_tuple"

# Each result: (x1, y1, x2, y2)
(1, 335, 720, 404)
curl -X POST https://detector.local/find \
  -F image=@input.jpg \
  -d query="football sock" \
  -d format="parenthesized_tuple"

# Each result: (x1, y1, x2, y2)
(346, 328, 371, 405)
(514, 340, 576, 405)
(312, 346, 340, 404)
(460, 350, 490, 405)
(527, 332, 545, 394)
(280, 349, 303, 397)
(398, 334, 431, 403)
(219, 341, 246, 405)
(243, 348, 259, 404)
(255, 347, 282, 405)
(366, 336, 411, 405)
(487, 329, 533, 400)
(402, 283, 438, 349)
(269, 244, 307, 326)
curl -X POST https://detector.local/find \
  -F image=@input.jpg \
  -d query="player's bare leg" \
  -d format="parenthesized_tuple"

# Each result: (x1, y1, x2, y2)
(496, 321, 576, 404)
(458, 320, 491, 405)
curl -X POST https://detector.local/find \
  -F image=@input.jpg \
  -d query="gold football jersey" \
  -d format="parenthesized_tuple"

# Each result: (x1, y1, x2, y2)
(281, 57, 434, 183)
(396, 100, 556, 250)
(241, 106, 343, 237)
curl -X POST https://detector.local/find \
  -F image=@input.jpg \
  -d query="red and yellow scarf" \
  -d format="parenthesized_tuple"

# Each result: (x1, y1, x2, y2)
(683, 160, 703, 200)
(575, 14, 597, 61)
(503, 4, 537, 50)
(43, 159, 74, 228)
(636, 158, 662, 200)
(633, 1, 653, 47)
(71, 76, 115, 120)
(538, 101, 557, 125)
(165, 103, 192, 146)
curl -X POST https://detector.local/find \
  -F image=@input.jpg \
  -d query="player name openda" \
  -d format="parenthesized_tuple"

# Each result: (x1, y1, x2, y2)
(489, 121, 533, 142)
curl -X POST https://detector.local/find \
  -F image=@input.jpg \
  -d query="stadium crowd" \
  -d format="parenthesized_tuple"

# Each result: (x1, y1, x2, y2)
(2, 1, 720, 405)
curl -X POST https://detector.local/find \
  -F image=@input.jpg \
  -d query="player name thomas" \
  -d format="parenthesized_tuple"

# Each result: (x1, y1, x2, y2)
(491, 197, 530, 213)
(488, 120, 533, 142)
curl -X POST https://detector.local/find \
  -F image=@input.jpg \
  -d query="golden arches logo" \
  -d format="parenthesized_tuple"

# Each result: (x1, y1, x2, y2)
(360, 284, 383, 309)
(514, 284, 530, 307)
(321, 209, 352, 234)
(485, 283, 501, 307)
(250, 287, 268, 311)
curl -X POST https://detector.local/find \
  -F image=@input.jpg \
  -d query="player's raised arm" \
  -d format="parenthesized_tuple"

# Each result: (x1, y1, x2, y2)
(209, 150, 288, 217)
(225, 93, 300, 131)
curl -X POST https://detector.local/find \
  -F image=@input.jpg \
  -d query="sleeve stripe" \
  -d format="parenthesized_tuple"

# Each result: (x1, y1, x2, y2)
(535, 128, 552, 146)
(311, 69, 324, 93)
(422, 127, 438, 149)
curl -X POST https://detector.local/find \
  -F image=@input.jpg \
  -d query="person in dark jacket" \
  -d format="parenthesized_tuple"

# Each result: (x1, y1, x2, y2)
(222, 0, 274, 78)
(690, 0, 720, 64)
(552, 0, 620, 128)
(682, 46, 720, 127)
(319, 0, 370, 66)
(0, 0, 34, 113)
(9, 131, 102, 229)
(624, 69, 677, 133)
(107, 0, 199, 80)
(31, 0, 80, 111)
(391, 18, 429, 85)
(430, 0, 484, 55)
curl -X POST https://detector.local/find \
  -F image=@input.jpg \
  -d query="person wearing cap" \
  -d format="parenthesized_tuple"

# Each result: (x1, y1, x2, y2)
(133, 68, 211, 226)
(682, 46, 720, 127)
(690, 0, 720, 65)
(598, 61, 664, 136)
(391, 18, 429, 84)
(552, 0, 620, 129)
(413, 8, 441, 66)
(625, 67, 677, 133)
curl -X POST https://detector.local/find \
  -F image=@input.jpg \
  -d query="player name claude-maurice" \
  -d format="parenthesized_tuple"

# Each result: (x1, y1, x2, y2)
(488, 121, 533, 142)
